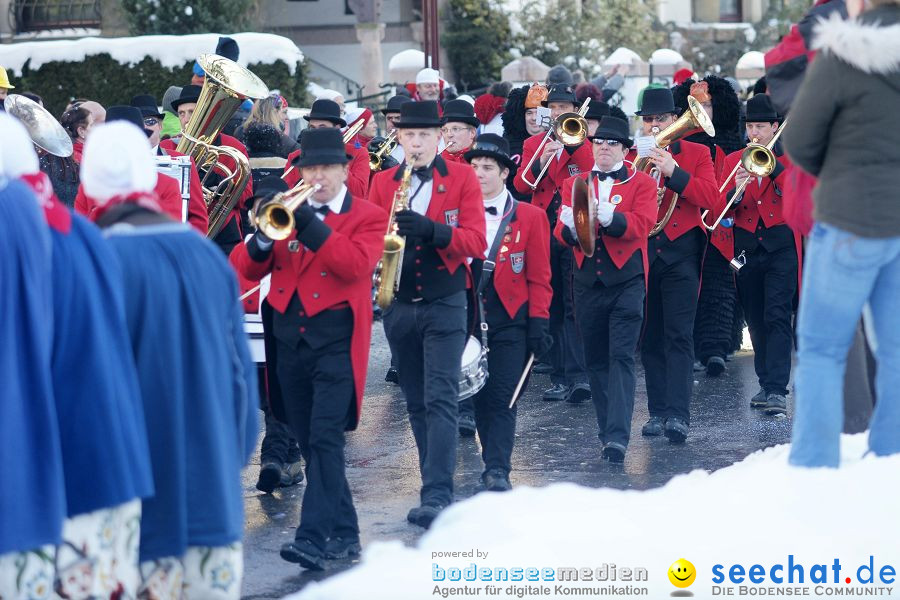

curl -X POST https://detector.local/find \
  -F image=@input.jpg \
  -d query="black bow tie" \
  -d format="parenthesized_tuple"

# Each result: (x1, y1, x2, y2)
(314, 205, 330, 215)
(593, 167, 623, 182)
(413, 165, 434, 181)
(485, 206, 498, 216)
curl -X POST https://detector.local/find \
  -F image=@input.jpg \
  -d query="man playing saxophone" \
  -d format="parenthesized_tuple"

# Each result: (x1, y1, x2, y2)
(230, 128, 386, 570)
(368, 101, 486, 529)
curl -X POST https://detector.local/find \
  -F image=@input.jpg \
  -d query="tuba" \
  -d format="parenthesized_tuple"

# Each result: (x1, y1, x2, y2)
(252, 183, 322, 240)
(176, 54, 269, 238)
(634, 95, 714, 237)
(373, 159, 415, 310)
(4, 94, 74, 157)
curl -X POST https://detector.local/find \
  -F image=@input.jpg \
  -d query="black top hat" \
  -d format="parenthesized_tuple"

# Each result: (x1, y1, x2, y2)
(634, 87, 677, 116)
(170, 85, 202, 112)
(381, 94, 413, 115)
(303, 99, 346, 127)
(131, 94, 164, 118)
(215, 36, 239, 63)
(253, 175, 289, 198)
(441, 99, 480, 127)
(395, 101, 442, 128)
(584, 101, 611, 121)
(464, 133, 517, 173)
(295, 128, 351, 168)
(542, 84, 577, 107)
(744, 94, 780, 123)
(588, 116, 633, 148)
(106, 106, 152, 138)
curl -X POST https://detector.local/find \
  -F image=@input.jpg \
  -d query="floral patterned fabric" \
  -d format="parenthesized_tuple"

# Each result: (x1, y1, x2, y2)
(137, 544, 242, 600)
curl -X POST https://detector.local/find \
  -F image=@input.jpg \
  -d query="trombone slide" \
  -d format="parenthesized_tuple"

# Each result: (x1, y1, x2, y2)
(519, 98, 591, 190)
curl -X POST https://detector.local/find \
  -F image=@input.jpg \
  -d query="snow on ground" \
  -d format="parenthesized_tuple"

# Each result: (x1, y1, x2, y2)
(288, 435, 899, 599)
(0, 32, 303, 75)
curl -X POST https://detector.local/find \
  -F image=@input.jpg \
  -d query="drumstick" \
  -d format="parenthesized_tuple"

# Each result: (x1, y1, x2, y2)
(239, 284, 261, 301)
(509, 353, 536, 409)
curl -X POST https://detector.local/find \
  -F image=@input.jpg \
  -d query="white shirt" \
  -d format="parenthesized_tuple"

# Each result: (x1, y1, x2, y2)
(410, 159, 436, 216)
(483, 188, 508, 258)
(592, 161, 624, 203)
(308, 184, 347, 220)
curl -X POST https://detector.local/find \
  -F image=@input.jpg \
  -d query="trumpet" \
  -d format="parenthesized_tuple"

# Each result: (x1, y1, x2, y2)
(519, 98, 591, 190)
(702, 117, 789, 231)
(282, 119, 366, 182)
(369, 130, 398, 171)
(252, 182, 322, 240)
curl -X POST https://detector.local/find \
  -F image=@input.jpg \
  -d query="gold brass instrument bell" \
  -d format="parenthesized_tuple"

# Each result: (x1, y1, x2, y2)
(252, 182, 322, 240)
(519, 98, 591, 190)
(368, 130, 398, 171)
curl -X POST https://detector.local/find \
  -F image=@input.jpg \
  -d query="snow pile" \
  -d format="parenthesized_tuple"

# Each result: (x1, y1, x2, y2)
(287, 435, 900, 600)
(649, 48, 685, 65)
(737, 50, 766, 71)
(603, 47, 643, 66)
(0, 32, 304, 76)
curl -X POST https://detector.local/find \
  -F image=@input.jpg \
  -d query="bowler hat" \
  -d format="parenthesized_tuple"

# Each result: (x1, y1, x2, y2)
(542, 84, 577, 107)
(381, 94, 413, 115)
(441, 99, 480, 128)
(131, 94, 164, 118)
(584, 101, 611, 121)
(170, 85, 202, 112)
(588, 116, 633, 148)
(253, 175, 289, 198)
(395, 101, 442, 129)
(106, 106, 152, 138)
(295, 128, 351, 168)
(744, 94, 781, 123)
(464, 133, 517, 174)
(216, 36, 240, 63)
(634, 87, 677, 116)
(303, 99, 346, 127)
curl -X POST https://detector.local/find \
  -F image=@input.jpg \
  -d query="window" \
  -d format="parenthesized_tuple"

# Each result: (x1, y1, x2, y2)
(720, 0, 742, 22)
(12, 0, 101, 32)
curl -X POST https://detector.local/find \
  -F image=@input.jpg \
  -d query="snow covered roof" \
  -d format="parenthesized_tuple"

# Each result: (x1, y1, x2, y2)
(388, 49, 425, 72)
(736, 50, 765, 71)
(603, 47, 643, 66)
(649, 48, 684, 65)
(0, 32, 304, 76)
(284, 435, 898, 600)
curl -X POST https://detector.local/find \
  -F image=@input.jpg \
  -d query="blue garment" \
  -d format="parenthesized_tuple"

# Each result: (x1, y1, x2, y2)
(0, 179, 66, 555)
(790, 222, 900, 467)
(49, 211, 155, 517)
(103, 222, 258, 561)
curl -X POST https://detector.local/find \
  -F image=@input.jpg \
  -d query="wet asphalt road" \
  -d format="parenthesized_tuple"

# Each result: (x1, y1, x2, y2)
(240, 327, 793, 599)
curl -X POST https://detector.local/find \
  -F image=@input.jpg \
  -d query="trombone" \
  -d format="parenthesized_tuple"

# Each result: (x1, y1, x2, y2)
(702, 117, 789, 231)
(252, 182, 323, 240)
(519, 98, 591, 190)
(282, 119, 366, 182)
(369, 130, 398, 171)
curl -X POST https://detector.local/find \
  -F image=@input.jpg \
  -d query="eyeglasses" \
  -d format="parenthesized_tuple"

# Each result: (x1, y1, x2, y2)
(591, 139, 622, 147)
(143, 118, 160, 127)
(441, 126, 472, 135)
(641, 115, 673, 124)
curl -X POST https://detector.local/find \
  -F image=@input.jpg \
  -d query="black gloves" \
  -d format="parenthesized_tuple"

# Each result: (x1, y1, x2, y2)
(527, 317, 553, 357)
(395, 209, 435, 241)
(367, 136, 387, 153)
(293, 202, 317, 232)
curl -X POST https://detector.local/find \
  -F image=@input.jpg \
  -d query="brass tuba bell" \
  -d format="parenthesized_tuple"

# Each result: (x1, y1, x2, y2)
(4, 94, 74, 158)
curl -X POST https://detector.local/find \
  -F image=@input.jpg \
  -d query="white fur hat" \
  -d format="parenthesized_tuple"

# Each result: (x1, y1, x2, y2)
(0, 113, 39, 178)
(416, 68, 441, 85)
(80, 121, 156, 204)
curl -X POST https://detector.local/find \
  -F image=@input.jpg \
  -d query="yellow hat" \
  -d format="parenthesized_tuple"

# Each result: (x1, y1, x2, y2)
(0, 66, 15, 89)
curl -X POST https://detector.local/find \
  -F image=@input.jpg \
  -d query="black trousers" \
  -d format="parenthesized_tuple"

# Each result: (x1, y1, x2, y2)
(549, 236, 587, 385)
(473, 326, 527, 475)
(383, 291, 467, 506)
(736, 244, 798, 396)
(641, 255, 701, 423)
(694, 250, 738, 363)
(257, 364, 301, 465)
(276, 336, 358, 550)
(575, 277, 645, 447)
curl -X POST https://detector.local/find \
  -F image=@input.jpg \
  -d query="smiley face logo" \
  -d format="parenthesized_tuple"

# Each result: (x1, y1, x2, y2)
(668, 559, 696, 588)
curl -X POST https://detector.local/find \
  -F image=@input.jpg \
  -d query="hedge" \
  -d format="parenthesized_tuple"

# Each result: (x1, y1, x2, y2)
(15, 54, 309, 119)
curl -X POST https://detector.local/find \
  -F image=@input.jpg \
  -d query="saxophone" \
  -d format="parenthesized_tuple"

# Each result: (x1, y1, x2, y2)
(373, 160, 415, 310)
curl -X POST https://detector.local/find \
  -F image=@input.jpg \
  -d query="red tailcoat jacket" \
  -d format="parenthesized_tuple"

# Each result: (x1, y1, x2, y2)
(440, 147, 469, 165)
(555, 168, 659, 281)
(514, 134, 594, 211)
(229, 191, 387, 429)
(284, 142, 370, 199)
(157, 145, 208, 233)
(75, 173, 195, 230)
(489, 200, 553, 320)
(368, 156, 487, 286)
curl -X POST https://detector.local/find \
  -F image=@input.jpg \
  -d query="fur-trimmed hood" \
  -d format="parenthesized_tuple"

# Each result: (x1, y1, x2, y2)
(813, 5, 900, 75)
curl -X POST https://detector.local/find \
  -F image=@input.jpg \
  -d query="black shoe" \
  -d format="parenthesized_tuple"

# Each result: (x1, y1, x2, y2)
(565, 382, 591, 404)
(324, 536, 361, 560)
(764, 393, 787, 416)
(280, 539, 325, 570)
(384, 367, 399, 384)
(413, 503, 446, 529)
(482, 469, 511, 492)
(750, 388, 768, 408)
(693, 360, 705, 372)
(458, 415, 477, 437)
(641, 416, 665, 437)
(664, 417, 689, 443)
(279, 461, 304, 487)
(531, 362, 553, 375)
(406, 506, 422, 525)
(602, 442, 626, 463)
(542, 383, 569, 401)
(256, 462, 283, 494)
(705, 356, 726, 377)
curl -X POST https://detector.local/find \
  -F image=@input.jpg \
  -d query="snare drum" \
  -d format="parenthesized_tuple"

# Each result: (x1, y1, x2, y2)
(243, 314, 266, 365)
(458, 335, 488, 400)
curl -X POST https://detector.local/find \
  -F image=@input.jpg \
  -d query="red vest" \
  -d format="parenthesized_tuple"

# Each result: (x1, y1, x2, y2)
(555, 169, 659, 276)
(284, 142, 370, 199)
(514, 133, 594, 211)
(719, 149, 792, 233)
(229, 192, 387, 428)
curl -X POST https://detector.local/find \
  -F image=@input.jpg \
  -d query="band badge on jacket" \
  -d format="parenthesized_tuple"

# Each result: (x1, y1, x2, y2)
(567, 165, 582, 177)
(610, 194, 623, 205)
(510, 251, 525, 274)
(444, 208, 459, 227)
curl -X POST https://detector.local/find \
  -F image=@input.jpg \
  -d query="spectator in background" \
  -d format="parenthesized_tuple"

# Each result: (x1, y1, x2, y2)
(234, 95, 300, 157)
(589, 64, 627, 102)
(245, 122, 288, 187)
(474, 82, 511, 136)
(0, 65, 14, 105)
(160, 85, 182, 140)
(79, 100, 106, 126)
(317, 89, 346, 115)
(786, 0, 900, 468)
(39, 105, 92, 207)
(409, 68, 443, 102)
(547, 64, 573, 86)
